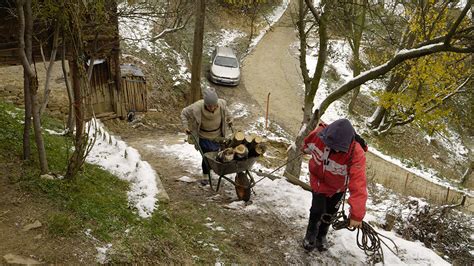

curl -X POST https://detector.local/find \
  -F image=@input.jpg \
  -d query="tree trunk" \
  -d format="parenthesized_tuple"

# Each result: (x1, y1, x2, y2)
(366, 71, 405, 129)
(460, 161, 473, 186)
(348, 48, 361, 113)
(189, 0, 205, 104)
(298, 0, 313, 124)
(17, 0, 32, 161)
(347, 0, 367, 114)
(65, 60, 86, 178)
(62, 42, 75, 134)
(26, 0, 48, 174)
(22, 71, 32, 160)
(40, 24, 59, 116)
(17, 0, 49, 173)
(285, 0, 329, 179)
(349, 48, 361, 114)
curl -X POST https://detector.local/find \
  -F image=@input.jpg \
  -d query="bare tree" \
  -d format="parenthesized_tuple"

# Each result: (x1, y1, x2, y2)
(284, 0, 330, 178)
(16, 0, 48, 174)
(118, 0, 193, 43)
(189, 0, 205, 104)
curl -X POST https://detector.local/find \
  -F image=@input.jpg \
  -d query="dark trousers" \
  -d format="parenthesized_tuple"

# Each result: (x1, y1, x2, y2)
(199, 138, 220, 175)
(306, 192, 344, 240)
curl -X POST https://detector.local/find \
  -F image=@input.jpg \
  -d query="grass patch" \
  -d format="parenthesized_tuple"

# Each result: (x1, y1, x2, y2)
(0, 100, 240, 262)
(0, 102, 139, 241)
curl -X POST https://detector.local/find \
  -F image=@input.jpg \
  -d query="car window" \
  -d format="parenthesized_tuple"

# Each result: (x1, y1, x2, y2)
(214, 56, 238, 68)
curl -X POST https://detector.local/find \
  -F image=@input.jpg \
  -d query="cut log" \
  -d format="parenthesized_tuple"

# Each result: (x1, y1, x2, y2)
(253, 135, 263, 144)
(246, 134, 262, 151)
(244, 134, 254, 145)
(217, 148, 234, 163)
(229, 131, 245, 147)
(234, 144, 248, 160)
(249, 142, 267, 157)
(285, 172, 312, 191)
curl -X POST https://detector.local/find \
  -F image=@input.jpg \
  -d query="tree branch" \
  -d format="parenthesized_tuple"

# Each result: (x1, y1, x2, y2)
(314, 41, 472, 125)
(16, 0, 34, 78)
(304, 0, 320, 23)
(444, 0, 471, 44)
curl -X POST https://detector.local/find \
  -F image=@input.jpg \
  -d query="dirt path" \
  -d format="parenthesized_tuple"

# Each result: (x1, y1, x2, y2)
(241, 0, 303, 136)
(111, 128, 324, 264)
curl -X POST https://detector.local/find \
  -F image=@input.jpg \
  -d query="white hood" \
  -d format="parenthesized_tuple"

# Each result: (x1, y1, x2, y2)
(211, 65, 240, 79)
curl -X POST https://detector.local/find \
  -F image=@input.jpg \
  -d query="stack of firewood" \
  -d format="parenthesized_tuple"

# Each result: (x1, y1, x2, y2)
(216, 131, 267, 163)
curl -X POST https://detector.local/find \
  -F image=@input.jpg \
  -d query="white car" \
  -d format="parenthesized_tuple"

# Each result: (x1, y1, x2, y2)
(208, 46, 241, 86)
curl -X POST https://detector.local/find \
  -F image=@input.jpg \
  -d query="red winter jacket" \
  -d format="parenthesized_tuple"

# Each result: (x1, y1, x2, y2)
(303, 123, 368, 221)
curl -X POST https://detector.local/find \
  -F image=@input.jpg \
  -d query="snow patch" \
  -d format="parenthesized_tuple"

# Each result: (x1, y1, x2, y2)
(248, 0, 290, 50)
(86, 119, 158, 218)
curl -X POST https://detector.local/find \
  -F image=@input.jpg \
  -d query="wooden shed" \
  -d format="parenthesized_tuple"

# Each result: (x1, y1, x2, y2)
(0, 1, 141, 120)
(120, 64, 147, 113)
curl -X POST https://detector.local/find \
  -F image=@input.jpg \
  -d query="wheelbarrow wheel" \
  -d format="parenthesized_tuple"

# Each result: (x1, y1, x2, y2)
(235, 172, 251, 202)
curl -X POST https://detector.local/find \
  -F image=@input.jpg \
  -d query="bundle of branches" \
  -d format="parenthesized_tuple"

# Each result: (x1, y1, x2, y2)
(216, 131, 267, 162)
(394, 200, 473, 264)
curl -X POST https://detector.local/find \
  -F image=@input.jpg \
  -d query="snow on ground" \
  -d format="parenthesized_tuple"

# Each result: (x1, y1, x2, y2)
(432, 129, 470, 163)
(248, 0, 290, 50)
(304, 38, 472, 196)
(85, 119, 158, 218)
(155, 136, 450, 265)
(207, 29, 246, 57)
(228, 102, 249, 119)
(118, 3, 191, 86)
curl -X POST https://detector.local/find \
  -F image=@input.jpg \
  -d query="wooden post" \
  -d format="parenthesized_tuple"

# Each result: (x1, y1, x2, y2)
(265, 92, 270, 130)
(404, 173, 409, 191)
(445, 187, 450, 204)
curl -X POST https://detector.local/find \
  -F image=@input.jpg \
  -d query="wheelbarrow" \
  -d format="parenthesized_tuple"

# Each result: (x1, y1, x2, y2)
(204, 151, 258, 201)
(189, 133, 258, 201)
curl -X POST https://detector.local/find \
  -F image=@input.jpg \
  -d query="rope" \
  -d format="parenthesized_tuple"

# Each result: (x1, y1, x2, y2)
(322, 191, 399, 264)
(253, 151, 305, 185)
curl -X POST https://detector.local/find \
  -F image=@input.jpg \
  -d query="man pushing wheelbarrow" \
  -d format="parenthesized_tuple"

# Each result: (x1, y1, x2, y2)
(180, 88, 262, 201)
(180, 87, 233, 186)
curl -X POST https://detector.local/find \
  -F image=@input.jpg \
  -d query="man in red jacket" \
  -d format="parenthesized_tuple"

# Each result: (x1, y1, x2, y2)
(302, 118, 368, 252)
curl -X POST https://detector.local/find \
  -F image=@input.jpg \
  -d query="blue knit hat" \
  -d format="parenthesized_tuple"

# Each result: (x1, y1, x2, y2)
(318, 119, 355, 153)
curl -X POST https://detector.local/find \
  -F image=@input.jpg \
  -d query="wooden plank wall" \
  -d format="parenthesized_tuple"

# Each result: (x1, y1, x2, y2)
(120, 77, 147, 112)
(86, 62, 114, 118)
(84, 61, 147, 119)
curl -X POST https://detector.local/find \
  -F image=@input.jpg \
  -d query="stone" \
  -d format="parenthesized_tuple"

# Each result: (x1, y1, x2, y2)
(3, 254, 41, 264)
(22, 220, 42, 231)
(40, 174, 55, 180)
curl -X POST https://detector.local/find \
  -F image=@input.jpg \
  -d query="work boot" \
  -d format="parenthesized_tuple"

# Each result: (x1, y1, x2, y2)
(315, 236, 328, 251)
(200, 174, 209, 186)
(302, 226, 318, 251)
(316, 222, 330, 251)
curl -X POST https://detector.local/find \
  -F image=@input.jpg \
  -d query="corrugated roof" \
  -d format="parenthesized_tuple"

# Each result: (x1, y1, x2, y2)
(120, 64, 145, 77)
